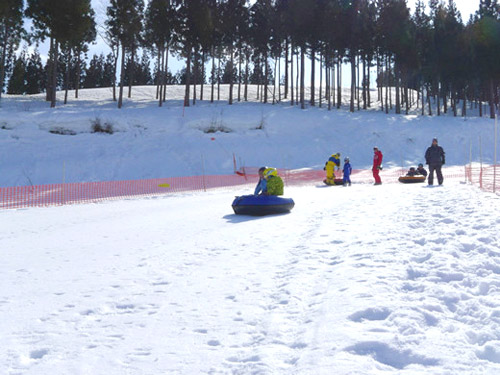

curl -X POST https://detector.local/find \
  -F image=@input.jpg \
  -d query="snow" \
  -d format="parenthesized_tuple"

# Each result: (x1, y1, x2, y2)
(1, 86, 500, 374)
(0, 85, 496, 187)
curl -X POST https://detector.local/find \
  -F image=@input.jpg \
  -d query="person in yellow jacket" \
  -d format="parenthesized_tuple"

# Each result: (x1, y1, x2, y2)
(263, 167, 284, 196)
(324, 153, 341, 185)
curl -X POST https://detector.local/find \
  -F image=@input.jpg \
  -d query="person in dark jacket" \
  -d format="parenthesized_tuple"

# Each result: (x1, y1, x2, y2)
(406, 167, 418, 176)
(425, 138, 445, 185)
(416, 163, 428, 177)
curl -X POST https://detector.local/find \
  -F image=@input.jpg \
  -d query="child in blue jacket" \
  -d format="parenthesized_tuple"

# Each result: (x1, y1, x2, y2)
(343, 157, 352, 186)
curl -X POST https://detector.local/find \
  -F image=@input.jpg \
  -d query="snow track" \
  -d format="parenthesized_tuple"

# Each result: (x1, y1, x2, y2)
(1, 180, 500, 374)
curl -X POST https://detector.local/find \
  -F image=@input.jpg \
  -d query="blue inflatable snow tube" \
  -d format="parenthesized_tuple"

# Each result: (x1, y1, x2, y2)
(232, 194, 295, 216)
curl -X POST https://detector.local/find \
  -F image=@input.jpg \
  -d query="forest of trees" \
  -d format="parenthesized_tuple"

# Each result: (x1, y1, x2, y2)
(1, 0, 500, 118)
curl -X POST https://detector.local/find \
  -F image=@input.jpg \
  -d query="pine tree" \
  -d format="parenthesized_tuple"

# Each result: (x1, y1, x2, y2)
(106, 0, 144, 108)
(7, 51, 26, 94)
(25, 49, 45, 94)
(0, 0, 24, 99)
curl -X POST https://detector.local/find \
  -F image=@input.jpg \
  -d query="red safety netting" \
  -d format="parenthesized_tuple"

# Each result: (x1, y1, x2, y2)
(1, 166, 467, 210)
(465, 164, 500, 195)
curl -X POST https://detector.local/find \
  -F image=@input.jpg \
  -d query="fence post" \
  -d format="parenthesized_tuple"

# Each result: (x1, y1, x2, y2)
(494, 113, 497, 193)
(201, 153, 206, 192)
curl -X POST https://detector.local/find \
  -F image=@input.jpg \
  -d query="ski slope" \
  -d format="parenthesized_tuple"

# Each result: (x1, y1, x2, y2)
(2, 178, 500, 374)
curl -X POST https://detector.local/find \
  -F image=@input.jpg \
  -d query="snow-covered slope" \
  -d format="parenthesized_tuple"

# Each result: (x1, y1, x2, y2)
(0, 85, 496, 187)
(1, 180, 500, 374)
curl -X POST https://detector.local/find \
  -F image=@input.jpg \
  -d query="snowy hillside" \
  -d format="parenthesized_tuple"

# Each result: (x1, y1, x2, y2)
(0, 85, 496, 187)
(1, 86, 500, 374)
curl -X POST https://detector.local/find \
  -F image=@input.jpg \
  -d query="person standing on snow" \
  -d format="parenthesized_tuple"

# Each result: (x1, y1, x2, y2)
(425, 138, 445, 185)
(254, 166, 267, 195)
(324, 153, 341, 185)
(372, 147, 383, 185)
(343, 157, 352, 186)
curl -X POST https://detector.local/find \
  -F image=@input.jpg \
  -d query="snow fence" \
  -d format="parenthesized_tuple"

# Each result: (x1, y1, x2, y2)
(465, 164, 500, 195)
(1, 167, 467, 210)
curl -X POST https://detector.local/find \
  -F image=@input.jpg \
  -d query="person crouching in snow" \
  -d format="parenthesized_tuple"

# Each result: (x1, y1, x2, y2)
(343, 157, 352, 186)
(263, 167, 284, 196)
(324, 153, 341, 185)
(254, 166, 267, 195)
(372, 147, 383, 185)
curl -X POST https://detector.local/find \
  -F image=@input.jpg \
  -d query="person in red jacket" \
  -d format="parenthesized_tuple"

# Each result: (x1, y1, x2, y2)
(372, 146, 383, 185)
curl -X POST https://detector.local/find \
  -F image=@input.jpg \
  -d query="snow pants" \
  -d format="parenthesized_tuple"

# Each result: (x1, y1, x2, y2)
(428, 164, 443, 185)
(343, 173, 351, 185)
(372, 167, 381, 184)
(325, 162, 337, 184)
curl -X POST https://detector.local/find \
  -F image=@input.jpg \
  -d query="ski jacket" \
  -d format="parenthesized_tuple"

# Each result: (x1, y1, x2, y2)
(254, 178, 267, 195)
(266, 175, 284, 196)
(425, 145, 445, 165)
(373, 150, 383, 169)
(343, 162, 352, 177)
(328, 154, 341, 167)
(417, 167, 428, 177)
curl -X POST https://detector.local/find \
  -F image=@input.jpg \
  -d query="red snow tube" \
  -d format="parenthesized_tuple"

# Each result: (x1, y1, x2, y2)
(323, 178, 345, 186)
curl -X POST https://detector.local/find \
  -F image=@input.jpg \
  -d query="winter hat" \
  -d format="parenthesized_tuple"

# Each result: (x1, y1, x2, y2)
(432, 138, 438, 143)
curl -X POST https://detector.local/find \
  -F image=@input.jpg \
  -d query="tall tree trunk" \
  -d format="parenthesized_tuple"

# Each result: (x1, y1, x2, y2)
(193, 51, 197, 105)
(462, 88, 467, 117)
(64, 50, 70, 105)
(385, 56, 389, 114)
(310, 48, 315, 106)
(75, 49, 81, 99)
(51, 40, 58, 108)
(211, 48, 215, 103)
(490, 79, 496, 119)
(356, 54, 360, 110)
(217, 56, 220, 101)
(201, 51, 205, 101)
(395, 63, 400, 114)
(284, 39, 289, 99)
(332, 61, 335, 107)
(296, 49, 299, 105)
(427, 85, 432, 116)
(128, 49, 135, 99)
(118, 44, 126, 109)
(159, 47, 165, 107)
(156, 49, 161, 100)
(229, 47, 234, 105)
(326, 55, 331, 111)
(46, 37, 54, 102)
(184, 47, 191, 107)
(421, 80, 425, 116)
(367, 57, 371, 107)
(350, 51, 355, 112)
(264, 51, 268, 104)
(244, 51, 249, 101)
(0, 24, 8, 100)
(362, 55, 367, 109)
(290, 44, 294, 105)
(319, 53, 323, 108)
(112, 42, 119, 102)
(272, 56, 277, 104)
(238, 47, 242, 102)
(300, 47, 305, 109)
(162, 45, 168, 102)
(337, 59, 341, 109)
